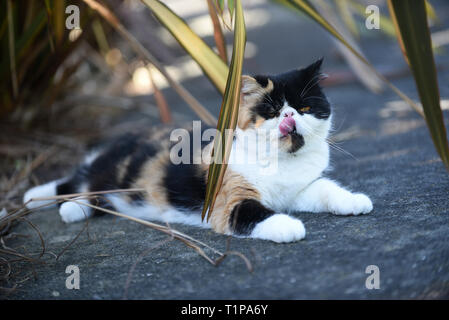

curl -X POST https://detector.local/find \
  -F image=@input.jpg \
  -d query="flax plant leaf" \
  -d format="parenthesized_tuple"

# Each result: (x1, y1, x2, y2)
(141, 0, 228, 94)
(202, 0, 246, 221)
(388, 0, 449, 170)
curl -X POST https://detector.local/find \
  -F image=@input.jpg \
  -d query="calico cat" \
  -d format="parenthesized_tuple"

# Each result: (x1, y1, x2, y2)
(23, 58, 373, 243)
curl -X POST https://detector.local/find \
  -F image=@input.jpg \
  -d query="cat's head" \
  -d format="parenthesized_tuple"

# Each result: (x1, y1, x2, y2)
(237, 58, 331, 155)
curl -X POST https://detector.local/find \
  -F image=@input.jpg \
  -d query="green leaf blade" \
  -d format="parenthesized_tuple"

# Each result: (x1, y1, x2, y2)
(388, 0, 449, 170)
(202, 0, 246, 221)
(141, 0, 228, 94)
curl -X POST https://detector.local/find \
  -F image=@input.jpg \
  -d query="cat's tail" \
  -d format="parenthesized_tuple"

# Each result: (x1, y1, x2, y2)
(23, 179, 66, 210)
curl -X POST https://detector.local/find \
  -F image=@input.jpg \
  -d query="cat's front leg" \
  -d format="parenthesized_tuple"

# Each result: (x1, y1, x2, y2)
(211, 198, 305, 243)
(233, 199, 306, 243)
(294, 178, 373, 215)
(208, 172, 305, 242)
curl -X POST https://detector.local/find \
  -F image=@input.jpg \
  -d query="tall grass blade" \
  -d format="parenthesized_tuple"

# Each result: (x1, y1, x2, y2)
(425, 0, 438, 24)
(388, 0, 449, 170)
(6, 0, 18, 99)
(92, 19, 110, 55)
(228, 0, 235, 24)
(54, 0, 66, 46)
(202, 0, 246, 221)
(335, 0, 359, 38)
(148, 68, 172, 123)
(347, 0, 396, 37)
(207, 0, 228, 64)
(216, 0, 225, 13)
(315, 0, 384, 92)
(15, 10, 47, 61)
(44, 0, 56, 52)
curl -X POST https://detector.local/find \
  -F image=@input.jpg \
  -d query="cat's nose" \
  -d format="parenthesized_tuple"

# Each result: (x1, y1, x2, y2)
(283, 111, 294, 118)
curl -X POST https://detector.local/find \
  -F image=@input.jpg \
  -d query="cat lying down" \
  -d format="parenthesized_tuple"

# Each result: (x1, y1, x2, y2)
(23, 59, 373, 243)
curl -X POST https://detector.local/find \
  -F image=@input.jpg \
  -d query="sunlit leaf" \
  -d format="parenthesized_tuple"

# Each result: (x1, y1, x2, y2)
(202, 0, 246, 221)
(335, 0, 359, 38)
(425, 0, 438, 24)
(388, 0, 449, 170)
(315, 0, 383, 92)
(207, 0, 228, 64)
(228, 0, 235, 23)
(214, 0, 233, 31)
(141, 0, 228, 94)
(215, 0, 225, 15)
(347, 0, 396, 37)
(149, 69, 172, 124)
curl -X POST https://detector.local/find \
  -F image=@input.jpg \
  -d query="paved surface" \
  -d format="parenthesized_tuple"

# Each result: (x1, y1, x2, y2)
(4, 0, 449, 299)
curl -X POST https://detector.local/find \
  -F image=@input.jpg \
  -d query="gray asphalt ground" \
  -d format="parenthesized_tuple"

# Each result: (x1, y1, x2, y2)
(4, 0, 449, 299)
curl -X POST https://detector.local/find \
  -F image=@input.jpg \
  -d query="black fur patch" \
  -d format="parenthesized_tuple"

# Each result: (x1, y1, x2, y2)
(163, 129, 209, 210)
(56, 133, 151, 212)
(230, 199, 275, 235)
(254, 75, 269, 87)
(56, 165, 89, 203)
(253, 58, 330, 121)
(164, 163, 206, 210)
(56, 165, 112, 214)
(253, 102, 281, 120)
(253, 86, 284, 120)
(88, 134, 141, 192)
(289, 132, 305, 153)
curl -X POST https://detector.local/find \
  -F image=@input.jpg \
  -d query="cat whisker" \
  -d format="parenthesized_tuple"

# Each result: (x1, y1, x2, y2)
(327, 142, 358, 161)
(299, 121, 358, 160)
(299, 73, 322, 98)
(303, 96, 328, 103)
(263, 94, 275, 106)
(301, 77, 322, 99)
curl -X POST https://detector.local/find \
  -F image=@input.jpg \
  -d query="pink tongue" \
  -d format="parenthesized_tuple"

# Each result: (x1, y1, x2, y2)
(279, 117, 296, 136)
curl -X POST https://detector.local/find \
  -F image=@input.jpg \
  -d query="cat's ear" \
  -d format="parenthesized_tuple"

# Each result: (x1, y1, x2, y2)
(302, 57, 324, 75)
(239, 75, 272, 130)
(241, 75, 273, 95)
(241, 75, 260, 95)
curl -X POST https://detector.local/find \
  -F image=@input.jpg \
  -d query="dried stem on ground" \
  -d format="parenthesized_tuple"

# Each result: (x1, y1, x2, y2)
(0, 189, 253, 298)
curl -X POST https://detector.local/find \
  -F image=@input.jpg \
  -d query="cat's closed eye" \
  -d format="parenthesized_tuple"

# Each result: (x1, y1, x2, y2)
(269, 109, 280, 118)
(263, 103, 280, 118)
(299, 106, 311, 113)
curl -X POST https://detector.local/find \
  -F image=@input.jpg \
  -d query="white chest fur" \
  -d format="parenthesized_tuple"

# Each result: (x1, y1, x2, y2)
(229, 138, 329, 212)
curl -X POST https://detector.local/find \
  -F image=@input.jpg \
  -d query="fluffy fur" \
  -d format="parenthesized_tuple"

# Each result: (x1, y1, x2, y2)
(23, 59, 373, 243)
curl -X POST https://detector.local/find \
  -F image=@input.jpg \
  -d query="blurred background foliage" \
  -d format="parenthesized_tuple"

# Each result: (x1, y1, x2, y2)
(1, 0, 91, 120)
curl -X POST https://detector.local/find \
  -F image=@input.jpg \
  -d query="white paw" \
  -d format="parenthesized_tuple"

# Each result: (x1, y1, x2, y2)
(251, 214, 306, 243)
(329, 193, 373, 216)
(23, 182, 58, 210)
(59, 201, 91, 223)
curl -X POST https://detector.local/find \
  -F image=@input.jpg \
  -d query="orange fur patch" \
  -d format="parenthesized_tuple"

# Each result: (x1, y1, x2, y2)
(238, 77, 274, 131)
(132, 150, 170, 207)
(199, 166, 260, 234)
